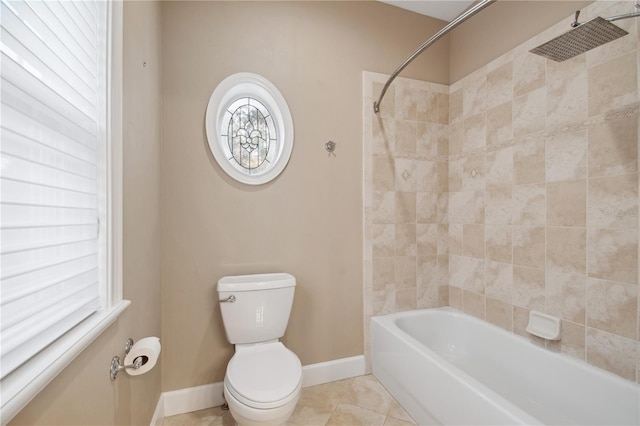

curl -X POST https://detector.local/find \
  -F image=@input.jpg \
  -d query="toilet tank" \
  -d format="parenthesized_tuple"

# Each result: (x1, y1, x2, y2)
(217, 273, 296, 345)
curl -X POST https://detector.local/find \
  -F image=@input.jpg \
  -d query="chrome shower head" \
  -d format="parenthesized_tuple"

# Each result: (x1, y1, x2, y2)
(529, 16, 628, 62)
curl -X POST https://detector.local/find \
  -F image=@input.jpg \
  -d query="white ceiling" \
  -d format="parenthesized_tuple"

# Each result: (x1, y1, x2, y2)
(379, 0, 476, 22)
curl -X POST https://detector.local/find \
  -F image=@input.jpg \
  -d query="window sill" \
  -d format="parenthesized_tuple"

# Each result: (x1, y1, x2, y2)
(1, 300, 131, 423)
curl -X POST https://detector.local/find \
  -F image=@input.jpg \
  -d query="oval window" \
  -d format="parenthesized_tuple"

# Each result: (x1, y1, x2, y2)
(205, 73, 294, 185)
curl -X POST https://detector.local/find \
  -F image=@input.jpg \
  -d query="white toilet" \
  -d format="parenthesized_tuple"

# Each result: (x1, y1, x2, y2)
(217, 273, 302, 426)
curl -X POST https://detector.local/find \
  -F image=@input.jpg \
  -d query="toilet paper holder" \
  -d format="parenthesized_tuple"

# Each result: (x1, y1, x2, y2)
(110, 338, 145, 380)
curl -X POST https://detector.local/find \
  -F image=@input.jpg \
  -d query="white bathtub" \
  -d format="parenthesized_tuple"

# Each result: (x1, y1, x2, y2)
(371, 308, 639, 425)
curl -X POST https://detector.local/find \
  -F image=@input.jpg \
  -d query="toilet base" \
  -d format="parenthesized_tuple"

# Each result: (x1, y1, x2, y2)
(224, 383, 301, 426)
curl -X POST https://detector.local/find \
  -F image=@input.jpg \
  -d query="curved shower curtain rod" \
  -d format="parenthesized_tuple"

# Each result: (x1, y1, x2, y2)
(373, 0, 496, 114)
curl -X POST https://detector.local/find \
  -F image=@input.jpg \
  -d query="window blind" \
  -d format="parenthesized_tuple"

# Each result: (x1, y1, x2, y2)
(0, 0, 105, 379)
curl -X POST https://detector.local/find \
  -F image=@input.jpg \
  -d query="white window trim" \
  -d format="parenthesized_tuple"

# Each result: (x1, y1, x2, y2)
(0, 2, 129, 422)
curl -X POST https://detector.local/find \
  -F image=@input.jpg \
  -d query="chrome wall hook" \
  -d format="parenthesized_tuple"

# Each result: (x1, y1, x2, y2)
(325, 140, 336, 154)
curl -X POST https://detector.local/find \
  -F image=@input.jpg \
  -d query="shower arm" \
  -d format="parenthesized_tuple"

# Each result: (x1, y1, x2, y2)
(373, 0, 496, 114)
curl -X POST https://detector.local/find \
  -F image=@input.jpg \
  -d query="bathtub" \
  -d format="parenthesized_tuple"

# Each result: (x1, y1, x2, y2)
(371, 308, 639, 425)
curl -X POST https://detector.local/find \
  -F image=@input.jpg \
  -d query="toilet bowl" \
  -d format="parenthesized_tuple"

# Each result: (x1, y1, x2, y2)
(217, 273, 302, 425)
(223, 342, 302, 425)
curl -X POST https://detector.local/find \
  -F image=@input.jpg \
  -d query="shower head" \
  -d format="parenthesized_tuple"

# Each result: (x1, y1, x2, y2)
(530, 15, 628, 62)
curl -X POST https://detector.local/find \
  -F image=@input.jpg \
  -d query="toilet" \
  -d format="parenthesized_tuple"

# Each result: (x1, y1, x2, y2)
(217, 273, 302, 425)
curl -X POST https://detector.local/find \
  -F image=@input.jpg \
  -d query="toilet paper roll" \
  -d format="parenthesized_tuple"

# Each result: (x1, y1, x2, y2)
(124, 337, 161, 376)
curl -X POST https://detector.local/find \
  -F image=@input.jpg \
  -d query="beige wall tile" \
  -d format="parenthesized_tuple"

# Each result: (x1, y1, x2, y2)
(437, 92, 450, 125)
(449, 224, 463, 255)
(514, 137, 545, 185)
(449, 122, 464, 156)
(513, 265, 545, 311)
(437, 224, 449, 255)
(463, 290, 486, 319)
(374, 84, 395, 119)
(486, 102, 513, 148)
(587, 278, 638, 339)
(395, 256, 417, 289)
(373, 117, 396, 155)
(417, 285, 439, 309)
(437, 125, 449, 156)
(417, 89, 437, 123)
(588, 173, 639, 228)
(547, 53, 586, 83)
(462, 153, 485, 192)
(486, 297, 513, 331)
(449, 191, 485, 225)
(373, 156, 395, 191)
(417, 256, 437, 288)
(513, 88, 546, 138)
(587, 227, 638, 284)
(588, 115, 638, 178)
(463, 224, 485, 259)
(417, 224, 438, 257)
(546, 320, 586, 361)
(395, 121, 417, 155)
(416, 191, 438, 224)
(448, 158, 463, 193)
(373, 224, 395, 258)
(588, 52, 638, 117)
(438, 285, 449, 307)
(449, 88, 463, 124)
(513, 50, 545, 97)
(416, 123, 438, 157)
(449, 285, 463, 310)
(450, 255, 484, 294)
(416, 160, 437, 192)
(547, 179, 586, 227)
(513, 183, 546, 226)
(396, 223, 416, 256)
(486, 62, 513, 109)
(395, 288, 417, 312)
(546, 271, 586, 324)
(485, 260, 513, 303)
(372, 191, 396, 224)
(545, 130, 587, 182)
(395, 86, 417, 121)
(586, 328, 637, 381)
(485, 191, 513, 225)
(463, 113, 486, 153)
(513, 226, 545, 268)
(546, 68, 588, 128)
(437, 161, 449, 193)
(546, 227, 586, 275)
(373, 257, 395, 292)
(438, 254, 449, 286)
(485, 147, 513, 193)
(395, 192, 416, 223)
(485, 225, 512, 263)
(463, 71, 487, 117)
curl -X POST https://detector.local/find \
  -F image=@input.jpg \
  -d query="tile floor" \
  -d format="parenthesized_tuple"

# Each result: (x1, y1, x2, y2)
(162, 375, 416, 426)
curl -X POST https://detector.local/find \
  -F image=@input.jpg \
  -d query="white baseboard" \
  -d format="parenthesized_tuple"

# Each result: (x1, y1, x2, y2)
(162, 381, 225, 417)
(154, 354, 365, 422)
(301, 355, 365, 388)
(150, 393, 164, 426)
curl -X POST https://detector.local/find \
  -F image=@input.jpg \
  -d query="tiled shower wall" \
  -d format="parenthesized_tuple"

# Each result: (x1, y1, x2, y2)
(363, 0, 640, 382)
(363, 74, 451, 368)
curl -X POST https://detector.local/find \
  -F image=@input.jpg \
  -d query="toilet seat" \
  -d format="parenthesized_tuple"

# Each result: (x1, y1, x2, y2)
(225, 342, 302, 410)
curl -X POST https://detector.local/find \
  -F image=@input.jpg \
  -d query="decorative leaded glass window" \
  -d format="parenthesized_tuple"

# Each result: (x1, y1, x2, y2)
(205, 73, 294, 185)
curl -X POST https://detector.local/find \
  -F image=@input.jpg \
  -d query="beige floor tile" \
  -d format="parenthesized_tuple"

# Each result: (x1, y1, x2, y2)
(325, 404, 387, 426)
(163, 375, 415, 426)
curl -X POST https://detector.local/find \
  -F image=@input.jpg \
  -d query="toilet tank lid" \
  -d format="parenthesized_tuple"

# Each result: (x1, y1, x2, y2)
(217, 273, 296, 292)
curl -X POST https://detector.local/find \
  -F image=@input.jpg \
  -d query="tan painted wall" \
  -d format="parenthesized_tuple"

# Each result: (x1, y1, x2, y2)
(10, 1, 163, 424)
(449, 0, 594, 82)
(160, 1, 450, 391)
